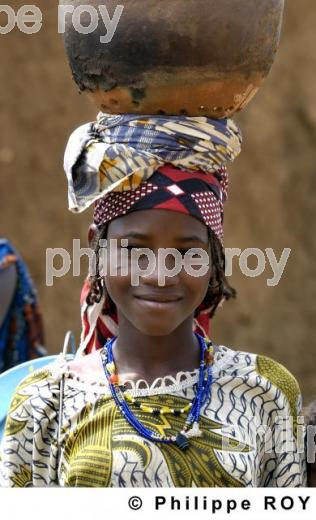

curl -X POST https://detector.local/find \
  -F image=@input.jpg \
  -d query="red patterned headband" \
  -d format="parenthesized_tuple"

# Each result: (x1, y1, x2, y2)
(94, 164, 228, 244)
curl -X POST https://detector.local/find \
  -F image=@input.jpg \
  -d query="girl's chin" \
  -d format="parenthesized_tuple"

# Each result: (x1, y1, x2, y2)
(118, 303, 195, 335)
(131, 317, 184, 337)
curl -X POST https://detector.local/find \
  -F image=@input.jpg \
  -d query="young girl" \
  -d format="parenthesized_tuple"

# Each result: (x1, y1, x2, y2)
(0, 114, 307, 487)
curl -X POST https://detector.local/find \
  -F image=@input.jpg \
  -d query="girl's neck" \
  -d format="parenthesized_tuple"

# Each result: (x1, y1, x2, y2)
(112, 315, 200, 385)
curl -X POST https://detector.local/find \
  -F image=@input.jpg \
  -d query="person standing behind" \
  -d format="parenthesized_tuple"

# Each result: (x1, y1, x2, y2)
(0, 239, 46, 373)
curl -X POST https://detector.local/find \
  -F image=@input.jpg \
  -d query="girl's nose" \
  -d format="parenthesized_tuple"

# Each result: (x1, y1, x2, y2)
(140, 249, 182, 287)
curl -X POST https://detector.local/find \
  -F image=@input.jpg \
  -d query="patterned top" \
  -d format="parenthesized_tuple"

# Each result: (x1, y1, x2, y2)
(0, 345, 307, 488)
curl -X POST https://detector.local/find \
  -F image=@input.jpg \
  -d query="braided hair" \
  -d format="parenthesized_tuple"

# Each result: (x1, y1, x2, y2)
(87, 223, 236, 319)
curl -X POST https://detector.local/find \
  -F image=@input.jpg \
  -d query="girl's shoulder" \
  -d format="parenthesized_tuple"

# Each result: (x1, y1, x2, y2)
(216, 343, 300, 386)
(9, 349, 105, 393)
(4, 351, 109, 426)
(3, 354, 80, 427)
(7, 361, 62, 401)
(214, 344, 302, 415)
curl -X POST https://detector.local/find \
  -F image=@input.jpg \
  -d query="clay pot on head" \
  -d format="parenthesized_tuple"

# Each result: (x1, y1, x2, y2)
(60, 0, 285, 118)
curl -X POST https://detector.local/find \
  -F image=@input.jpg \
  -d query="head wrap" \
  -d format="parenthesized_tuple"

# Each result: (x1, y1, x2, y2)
(94, 164, 228, 244)
(64, 113, 242, 354)
(64, 113, 242, 213)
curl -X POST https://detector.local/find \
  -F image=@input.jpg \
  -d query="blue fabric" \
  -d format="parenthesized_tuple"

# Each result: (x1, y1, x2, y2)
(0, 239, 43, 372)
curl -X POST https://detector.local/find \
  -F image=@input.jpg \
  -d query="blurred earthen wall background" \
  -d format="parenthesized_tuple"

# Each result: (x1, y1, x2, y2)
(0, 1, 315, 401)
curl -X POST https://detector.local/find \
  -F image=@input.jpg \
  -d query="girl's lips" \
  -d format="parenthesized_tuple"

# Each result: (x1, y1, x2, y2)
(134, 296, 182, 310)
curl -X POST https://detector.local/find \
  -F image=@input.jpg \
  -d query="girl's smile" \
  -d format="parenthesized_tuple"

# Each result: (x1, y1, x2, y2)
(133, 295, 183, 311)
(133, 287, 184, 311)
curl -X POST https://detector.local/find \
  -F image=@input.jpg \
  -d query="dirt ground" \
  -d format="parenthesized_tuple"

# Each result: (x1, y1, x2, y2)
(0, 1, 315, 403)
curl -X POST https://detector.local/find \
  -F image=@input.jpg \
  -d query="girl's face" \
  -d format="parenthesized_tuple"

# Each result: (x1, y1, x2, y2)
(103, 209, 212, 336)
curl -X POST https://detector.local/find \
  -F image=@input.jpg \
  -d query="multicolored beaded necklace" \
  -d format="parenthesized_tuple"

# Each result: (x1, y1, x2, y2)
(101, 333, 214, 450)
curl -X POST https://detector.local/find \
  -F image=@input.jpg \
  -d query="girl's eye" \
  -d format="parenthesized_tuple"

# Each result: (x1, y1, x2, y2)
(124, 245, 142, 250)
(177, 249, 189, 257)
(178, 249, 203, 259)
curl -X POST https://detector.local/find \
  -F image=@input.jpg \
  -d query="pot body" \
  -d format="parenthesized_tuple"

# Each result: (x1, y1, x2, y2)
(60, 0, 285, 118)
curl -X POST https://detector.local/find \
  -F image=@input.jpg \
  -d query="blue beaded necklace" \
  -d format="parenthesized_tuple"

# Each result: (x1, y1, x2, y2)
(101, 332, 214, 450)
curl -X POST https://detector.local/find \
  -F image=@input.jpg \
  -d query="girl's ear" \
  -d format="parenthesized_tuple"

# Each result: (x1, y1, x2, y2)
(88, 224, 99, 248)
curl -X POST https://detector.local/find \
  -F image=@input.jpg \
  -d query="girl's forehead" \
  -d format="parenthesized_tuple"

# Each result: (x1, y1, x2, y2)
(107, 209, 209, 240)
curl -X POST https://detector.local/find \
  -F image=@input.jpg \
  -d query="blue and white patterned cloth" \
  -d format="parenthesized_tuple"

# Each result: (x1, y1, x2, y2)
(64, 113, 242, 213)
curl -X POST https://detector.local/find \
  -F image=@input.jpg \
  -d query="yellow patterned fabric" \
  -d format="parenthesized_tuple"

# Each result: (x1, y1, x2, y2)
(256, 355, 301, 437)
(0, 346, 307, 488)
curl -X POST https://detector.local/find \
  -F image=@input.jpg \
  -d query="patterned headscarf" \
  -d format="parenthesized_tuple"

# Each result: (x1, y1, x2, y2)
(64, 113, 242, 213)
(93, 164, 228, 244)
(64, 113, 242, 354)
